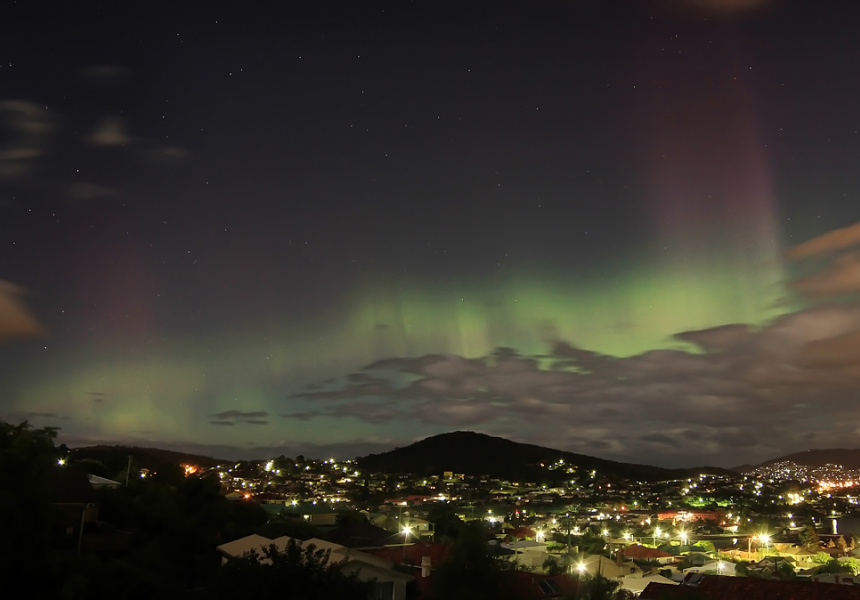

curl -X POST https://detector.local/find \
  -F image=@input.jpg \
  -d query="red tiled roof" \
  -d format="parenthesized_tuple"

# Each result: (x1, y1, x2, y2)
(506, 571, 579, 599)
(640, 573, 860, 600)
(507, 526, 537, 540)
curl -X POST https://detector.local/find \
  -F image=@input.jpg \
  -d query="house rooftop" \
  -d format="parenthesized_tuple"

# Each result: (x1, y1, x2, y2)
(621, 544, 674, 559)
(640, 573, 860, 600)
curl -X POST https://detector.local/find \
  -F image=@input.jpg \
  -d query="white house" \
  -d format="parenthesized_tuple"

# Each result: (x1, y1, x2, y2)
(216, 534, 413, 600)
(501, 539, 552, 569)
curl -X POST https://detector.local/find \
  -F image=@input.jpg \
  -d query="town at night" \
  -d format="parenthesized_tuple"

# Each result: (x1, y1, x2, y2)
(3, 0, 860, 597)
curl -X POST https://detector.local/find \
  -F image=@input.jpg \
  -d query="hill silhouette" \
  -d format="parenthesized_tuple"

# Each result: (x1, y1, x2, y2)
(68, 445, 227, 481)
(740, 448, 860, 471)
(357, 431, 732, 482)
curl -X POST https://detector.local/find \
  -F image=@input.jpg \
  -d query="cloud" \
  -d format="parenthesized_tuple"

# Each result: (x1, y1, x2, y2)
(292, 299, 860, 467)
(787, 221, 860, 298)
(801, 330, 860, 368)
(68, 182, 120, 201)
(25, 412, 69, 420)
(88, 392, 107, 403)
(787, 221, 860, 260)
(80, 65, 131, 85)
(208, 410, 270, 426)
(674, 324, 752, 352)
(83, 117, 189, 164)
(210, 410, 269, 420)
(639, 433, 680, 448)
(790, 253, 860, 297)
(292, 373, 397, 402)
(280, 411, 318, 421)
(0, 100, 54, 180)
(142, 145, 189, 163)
(0, 281, 46, 340)
(86, 117, 131, 146)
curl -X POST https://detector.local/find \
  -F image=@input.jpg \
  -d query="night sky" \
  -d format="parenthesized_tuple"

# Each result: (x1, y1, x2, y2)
(2, 0, 860, 467)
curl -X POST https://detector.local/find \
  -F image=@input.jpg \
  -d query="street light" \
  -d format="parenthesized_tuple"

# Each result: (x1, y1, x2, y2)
(760, 534, 770, 560)
(402, 525, 412, 562)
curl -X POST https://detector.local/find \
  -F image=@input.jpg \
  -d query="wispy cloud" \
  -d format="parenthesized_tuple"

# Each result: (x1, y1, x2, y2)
(86, 117, 131, 147)
(209, 410, 270, 426)
(292, 294, 860, 466)
(0, 280, 46, 340)
(0, 100, 54, 180)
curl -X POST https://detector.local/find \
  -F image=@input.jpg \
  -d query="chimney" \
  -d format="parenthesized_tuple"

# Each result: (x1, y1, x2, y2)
(421, 556, 431, 578)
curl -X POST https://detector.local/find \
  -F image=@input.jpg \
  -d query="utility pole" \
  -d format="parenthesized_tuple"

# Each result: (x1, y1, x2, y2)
(125, 454, 132, 486)
(77, 504, 92, 555)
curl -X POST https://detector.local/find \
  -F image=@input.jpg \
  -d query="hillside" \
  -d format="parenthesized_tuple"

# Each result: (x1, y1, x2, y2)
(68, 445, 227, 480)
(357, 431, 733, 482)
(743, 448, 860, 471)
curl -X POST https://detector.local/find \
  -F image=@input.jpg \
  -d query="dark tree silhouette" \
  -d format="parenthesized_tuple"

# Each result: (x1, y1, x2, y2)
(210, 540, 372, 599)
(429, 522, 516, 600)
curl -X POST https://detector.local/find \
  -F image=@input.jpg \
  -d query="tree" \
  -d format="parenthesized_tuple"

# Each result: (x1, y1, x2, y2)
(427, 502, 465, 541)
(429, 522, 516, 600)
(571, 573, 623, 600)
(735, 560, 751, 577)
(692, 540, 715, 553)
(798, 525, 821, 551)
(210, 540, 372, 599)
(815, 558, 854, 576)
(543, 555, 566, 575)
(580, 527, 607, 556)
(0, 420, 67, 593)
(776, 560, 797, 580)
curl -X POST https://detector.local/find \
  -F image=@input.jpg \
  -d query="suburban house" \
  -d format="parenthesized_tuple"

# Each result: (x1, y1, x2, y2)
(619, 544, 675, 565)
(683, 560, 736, 576)
(87, 474, 121, 489)
(640, 573, 860, 599)
(216, 533, 413, 600)
(500, 538, 552, 569)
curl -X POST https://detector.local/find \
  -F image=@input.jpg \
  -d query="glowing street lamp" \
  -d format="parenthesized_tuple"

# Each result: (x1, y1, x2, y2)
(760, 534, 770, 560)
(401, 525, 412, 561)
